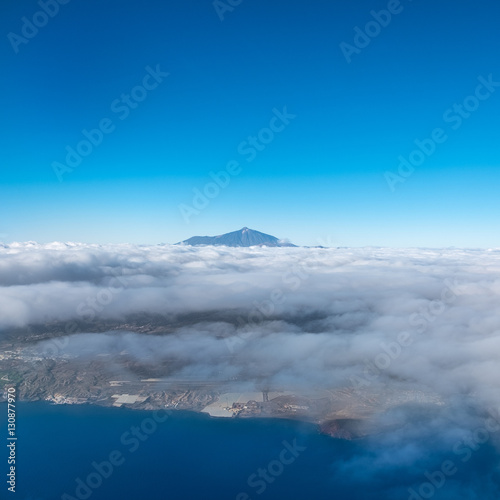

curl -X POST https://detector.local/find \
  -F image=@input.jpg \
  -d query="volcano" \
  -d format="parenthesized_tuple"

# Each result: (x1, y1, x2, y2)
(178, 227, 296, 247)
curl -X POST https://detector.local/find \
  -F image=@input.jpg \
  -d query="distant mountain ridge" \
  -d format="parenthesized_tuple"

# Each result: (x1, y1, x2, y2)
(178, 227, 296, 247)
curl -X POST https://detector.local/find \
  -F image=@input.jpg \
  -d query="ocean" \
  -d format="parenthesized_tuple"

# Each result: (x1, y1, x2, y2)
(3, 402, 498, 499)
(0, 402, 358, 500)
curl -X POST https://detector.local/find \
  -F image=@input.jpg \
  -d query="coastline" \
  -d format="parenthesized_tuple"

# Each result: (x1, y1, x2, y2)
(0, 398, 359, 440)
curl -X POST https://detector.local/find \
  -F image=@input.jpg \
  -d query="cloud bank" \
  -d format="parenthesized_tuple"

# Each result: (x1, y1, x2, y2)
(2, 242, 500, 497)
(2, 243, 500, 396)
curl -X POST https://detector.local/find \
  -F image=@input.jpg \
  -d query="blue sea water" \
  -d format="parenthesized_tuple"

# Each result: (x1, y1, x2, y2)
(3, 402, 499, 499)
(0, 402, 358, 500)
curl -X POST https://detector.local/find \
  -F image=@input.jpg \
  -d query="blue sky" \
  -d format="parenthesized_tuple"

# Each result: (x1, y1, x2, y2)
(2, 0, 500, 246)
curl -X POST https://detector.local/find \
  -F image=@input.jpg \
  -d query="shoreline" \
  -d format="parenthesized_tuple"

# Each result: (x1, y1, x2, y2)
(0, 398, 359, 440)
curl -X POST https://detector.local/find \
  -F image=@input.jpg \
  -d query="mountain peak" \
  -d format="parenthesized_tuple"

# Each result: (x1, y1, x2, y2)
(178, 228, 296, 247)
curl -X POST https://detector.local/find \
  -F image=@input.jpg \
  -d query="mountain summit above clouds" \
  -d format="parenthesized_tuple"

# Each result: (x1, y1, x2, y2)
(178, 227, 297, 247)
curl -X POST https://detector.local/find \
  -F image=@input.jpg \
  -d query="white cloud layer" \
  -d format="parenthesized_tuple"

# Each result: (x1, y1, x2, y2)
(2, 242, 500, 402)
(3, 242, 500, 496)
